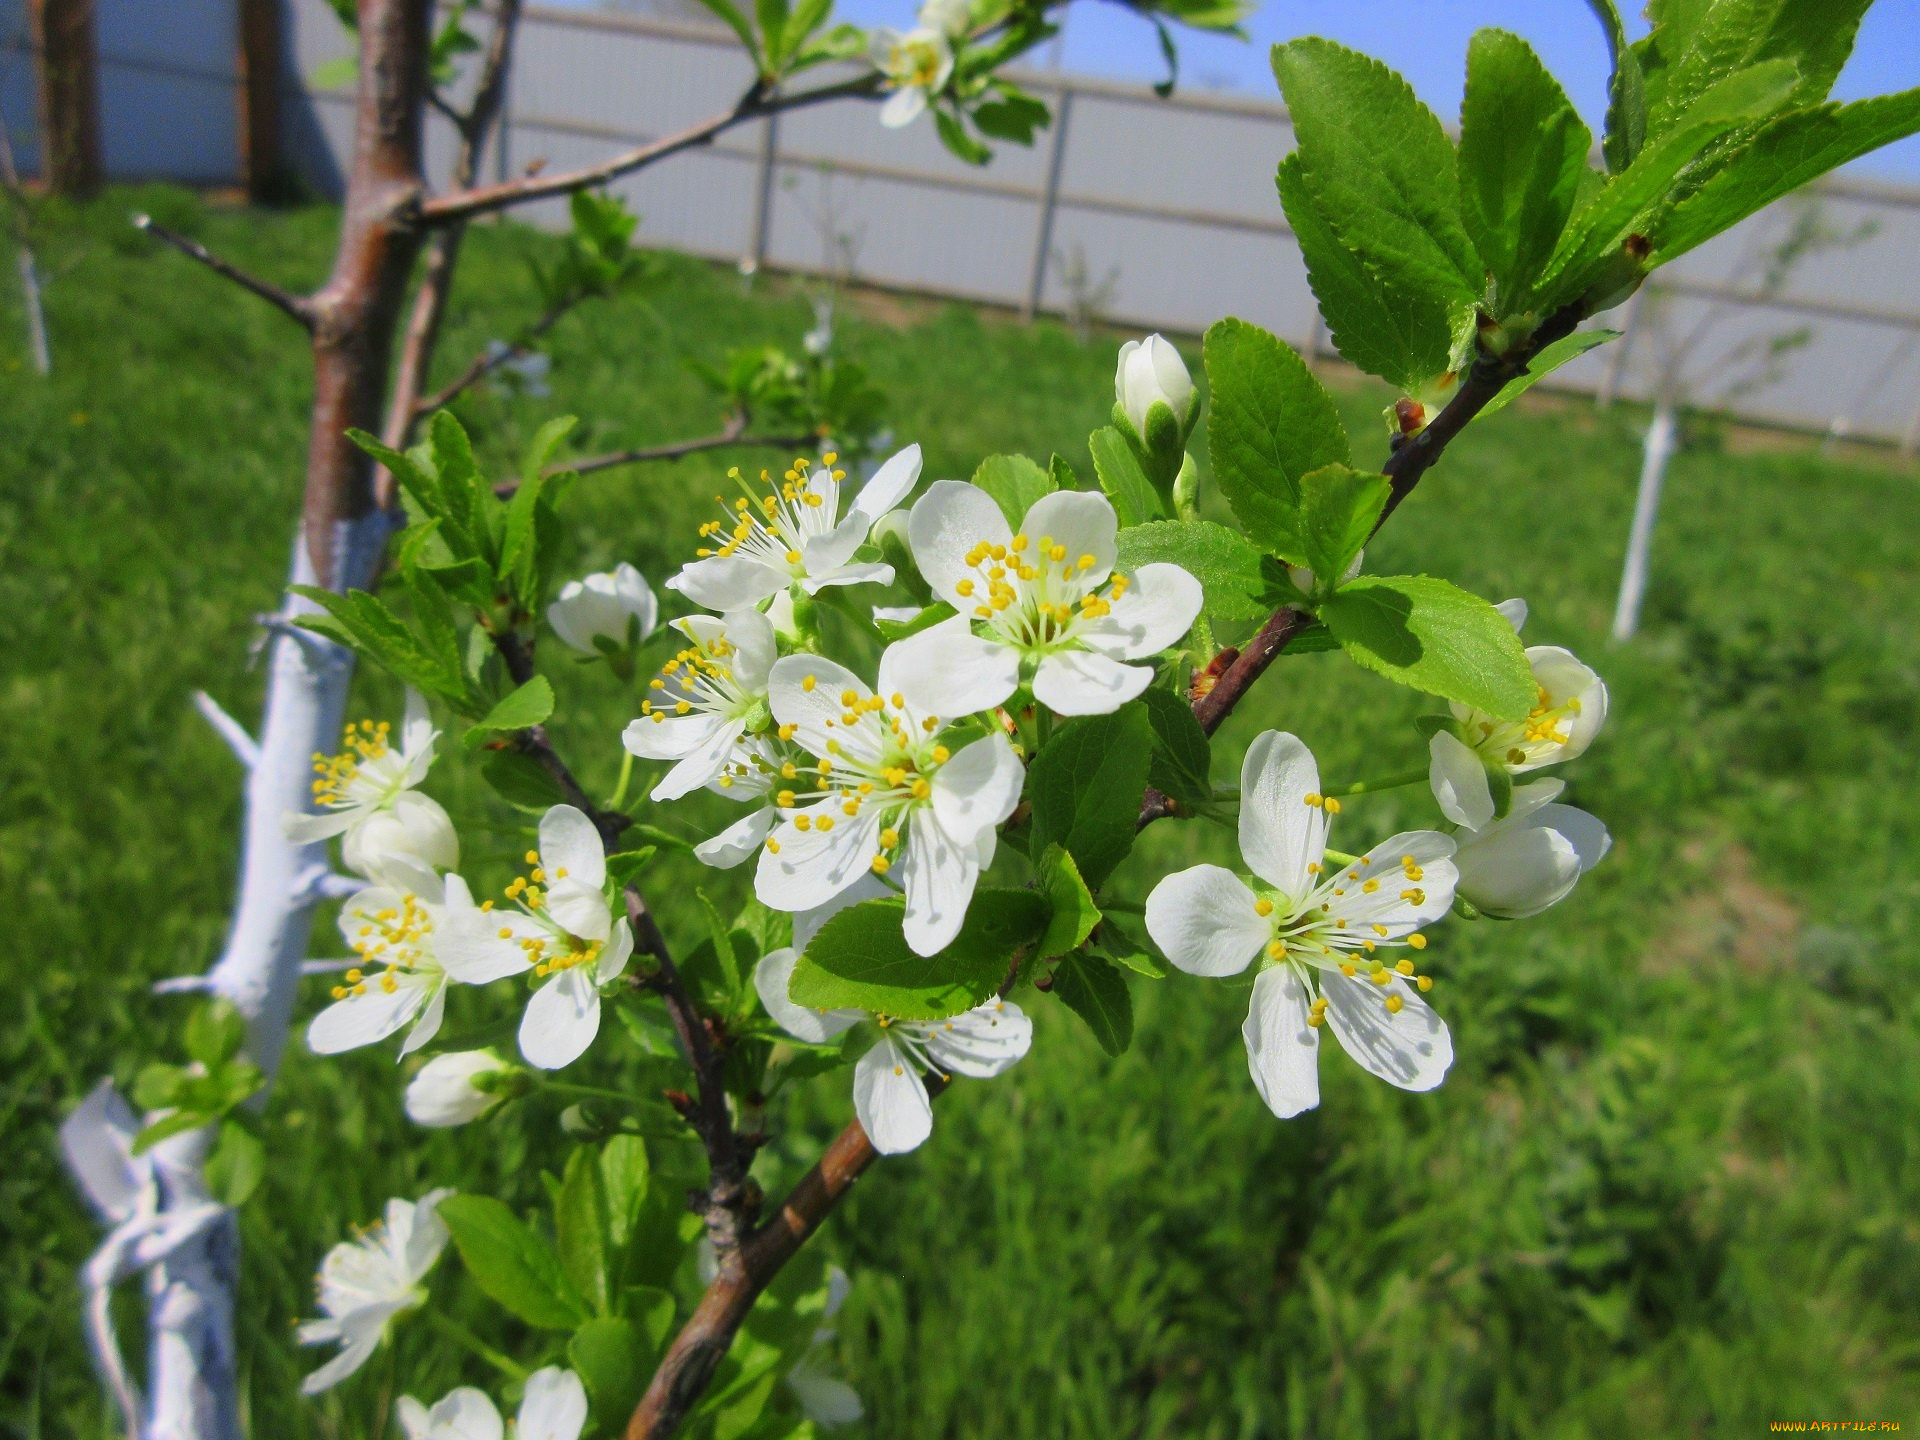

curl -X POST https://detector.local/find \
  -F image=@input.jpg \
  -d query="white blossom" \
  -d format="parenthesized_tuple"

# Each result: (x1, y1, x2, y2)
(666, 447, 921, 612)
(547, 561, 658, 655)
(299, 1189, 452, 1394)
(621, 609, 777, 801)
(396, 1367, 587, 1440)
(435, 805, 633, 1071)
(1115, 334, 1194, 439)
(918, 0, 972, 38)
(754, 651, 1024, 955)
(888, 484, 1201, 717)
(404, 1050, 513, 1127)
(752, 876, 890, 1043)
(1145, 731, 1457, 1119)
(870, 28, 954, 128)
(853, 999, 1032, 1153)
(285, 690, 457, 876)
(1451, 778, 1610, 918)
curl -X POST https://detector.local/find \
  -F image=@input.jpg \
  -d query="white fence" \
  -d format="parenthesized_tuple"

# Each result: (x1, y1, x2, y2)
(8, 0, 1920, 445)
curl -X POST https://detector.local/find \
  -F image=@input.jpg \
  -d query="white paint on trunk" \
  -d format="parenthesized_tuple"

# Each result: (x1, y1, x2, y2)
(1611, 402, 1678, 642)
(17, 245, 50, 375)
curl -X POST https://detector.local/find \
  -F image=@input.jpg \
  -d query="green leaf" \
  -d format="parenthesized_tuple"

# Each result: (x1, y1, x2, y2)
(184, 1001, 247, 1068)
(699, 890, 751, 1001)
(1458, 30, 1594, 312)
(1036, 845, 1101, 959)
(1654, 90, 1920, 264)
(1050, 950, 1134, 1056)
(1276, 155, 1454, 393)
(1634, 0, 1869, 142)
(934, 108, 992, 166)
(1271, 38, 1482, 304)
(1297, 465, 1390, 588)
(875, 601, 957, 642)
(973, 90, 1051, 145)
(1027, 702, 1154, 889)
(1097, 933, 1167, 979)
(1139, 686, 1211, 806)
(600, 1135, 651, 1250)
(291, 586, 468, 703)
(971, 454, 1055, 530)
(754, 0, 789, 64)
(1482, 329, 1621, 416)
(423, 410, 493, 563)
(1203, 318, 1349, 553)
(1116, 520, 1273, 623)
(626, 1284, 677, 1350)
(570, 1318, 650, 1431)
(1585, 0, 1647, 171)
(556, 1147, 611, 1316)
(1088, 427, 1161, 528)
(204, 1119, 264, 1207)
(308, 54, 357, 89)
(499, 471, 545, 608)
(439, 1194, 588, 1330)
(464, 675, 555, 747)
(131, 1110, 212, 1156)
(1320, 575, 1535, 720)
(1049, 453, 1079, 491)
(481, 749, 568, 811)
(790, 890, 1049, 1020)
(606, 848, 656, 890)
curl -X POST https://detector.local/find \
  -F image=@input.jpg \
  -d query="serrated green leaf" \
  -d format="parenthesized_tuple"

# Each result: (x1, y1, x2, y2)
(1088, 427, 1161, 528)
(556, 1146, 612, 1316)
(789, 890, 1048, 1020)
(1097, 933, 1167, 979)
(1586, 0, 1647, 171)
(1037, 845, 1101, 958)
(1482, 329, 1620, 416)
(1272, 38, 1482, 305)
(1028, 703, 1154, 889)
(1277, 155, 1453, 393)
(1634, 0, 1868, 143)
(500, 471, 545, 607)
(481, 749, 568, 810)
(972, 454, 1055, 530)
(204, 1119, 264, 1207)
(1116, 520, 1272, 622)
(464, 675, 554, 747)
(1297, 464, 1390, 586)
(1320, 575, 1535, 720)
(423, 410, 490, 560)
(606, 848, 656, 889)
(439, 1194, 588, 1330)
(1203, 318, 1349, 553)
(570, 1317, 650, 1429)
(1139, 686, 1211, 806)
(600, 1135, 650, 1250)
(1050, 950, 1133, 1056)
(1049, 453, 1079, 491)
(522, 414, 578, 483)
(1459, 30, 1594, 313)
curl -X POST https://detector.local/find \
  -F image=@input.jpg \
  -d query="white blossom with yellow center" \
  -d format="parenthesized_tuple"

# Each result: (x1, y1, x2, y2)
(690, 733, 809, 870)
(621, 608, 777, 801)
(1145, 731, 1458, 1119)
(754, 650, 1024, 956)
(665, 446, 921, 614)
(435, 805, 632, 1071)
(869, 27, 954, 128)
(888, 483, 1202, 718)
(396, 1367, 588, 1440)
(1428, 598, 1609, 831)
(298, 1189, 451, 1394)
(283, 689, 458, 877)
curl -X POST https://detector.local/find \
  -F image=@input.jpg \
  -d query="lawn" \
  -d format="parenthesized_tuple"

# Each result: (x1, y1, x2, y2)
(3, 189, 1918, 1439)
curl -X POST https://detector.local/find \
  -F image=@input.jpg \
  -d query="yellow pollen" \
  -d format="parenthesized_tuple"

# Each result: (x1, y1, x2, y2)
(932, 746, 950, 763)
(1266, 940, 1284, 958)
(767, 839, 781, 854)
(794, 816, 812, 831)
(817, 817, 835, 832)
(1384, 993, 1404, 1014)
(1416, 975, 1433, 991)
(1407, 934, 1427, 950)
(1396, 959, 1415, 975)
(871, 855, 891, 874)
(802, 675, 817, 692)
(879, 828, 900, 848)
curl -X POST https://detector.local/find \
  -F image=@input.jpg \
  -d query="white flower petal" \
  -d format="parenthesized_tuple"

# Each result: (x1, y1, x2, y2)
(1144, 865, 1268, 977)
(1321, 970, 1452, 1093)
(667, 555, 789, 612)
(648, 716, 746, 802)
(886, 616, 1021, 718)
(300, 1314, 391, 1394)
(1242, 966, 1321, 1119)
(898, 813, 982, 957)
(407, 1387, 504, 1440)
(519, 967, 602, 1070)
(802, 560, 896, 594)
(400, 1188, 454, 1281)
(908, 480, 1011, 612)
(284, 807, 357, 843)
(1495, 597, 1528, 632)
(1031, 648, 1152, 715)
(853, 1037, 934, 1154)
(344, 791, 460, 878)
(852, 443, 923, 524)
(788, 1366, 865, 1426)
(437, 873, 538, 984)
(540, 806, 606, 890)
(405, 1051, 509, 1128)
(756, 803, 884, 913)
(1019, 490, 1118, 584)
(1428, 730, 1494, 830)
(721, 606, 778, 690)
(397, 980, 447, 1058)
(1454, 819, 1581, 919)
(754, 947, 862, 1043)
(929, 732, 1024, 846)
(1328, 831, 1458, 934)
(922, 997, 1031, 1077)
(767, 655, 879, 763)
(546, 879, 613, 944)
(596, 920, 633, 985)
(802, 514, 871, 578)
(879, 84, 927, 128)
(307, 977, 431, 1055)
(1238, 730, 1325, 900)
(1524, 645, 1609, 764)
(402, 688, 436, 764)
(694, 807, 777, 869)
(518, 1367, 589, 1440)
(622, 708, 728, 764)
(1079, 562, 1202, 660)
(1541, 803, 1611, 872)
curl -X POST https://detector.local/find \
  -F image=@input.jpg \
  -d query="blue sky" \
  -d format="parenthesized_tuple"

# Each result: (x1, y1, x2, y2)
(821, 0, 1920, 179)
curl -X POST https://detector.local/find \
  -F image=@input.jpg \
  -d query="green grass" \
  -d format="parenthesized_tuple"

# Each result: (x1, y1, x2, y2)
(4, 188, 1919, 1439)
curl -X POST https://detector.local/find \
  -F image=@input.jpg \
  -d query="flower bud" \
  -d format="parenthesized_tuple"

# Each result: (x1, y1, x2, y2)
(918, 0, 971, 39)
(1451, 784, 1611, 919)
(868, 508, 930, 603)
(1286, 548, 1363, 598)
(343, 791, 458, 878)
(1115, 334, 1196, 446)
(547, 562, 658, 656)
(405, 1050, 514, 1127)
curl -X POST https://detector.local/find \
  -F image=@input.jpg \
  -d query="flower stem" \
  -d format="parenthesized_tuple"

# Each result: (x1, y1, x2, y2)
(606, 749, 636, 811)
(424, 1308, 529, 1382)
(1323, 768, 1428, 798)
(540, 1079, 648, 1106)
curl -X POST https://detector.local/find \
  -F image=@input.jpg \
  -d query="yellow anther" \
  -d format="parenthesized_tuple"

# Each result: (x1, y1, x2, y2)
(1406, 933, 1427, 950)
(932, 746, 950, 763)
(843, 800, 860, 817)
(498, 927, 513, 939)
(1266, 940, 1285, 959)
(786, 549, 802, 564)
(1395, 959, 1415, 975)
(1416, 974, 1433, 991)
(871, 855, 891, 874)
(1340, 962, 1357, 977)
(526, 850, 540, 865)
(1254, 898, 1274, 916)
(767, 838, 782, 854)
(1078, 553, 1096, 571)
(802, 675, 817, 692)
(1384, 993, 1404, 1014)
(1324, 797, 1342, 814)
(817, 816, 835, 832)
(795, 816, 812, 831)
(778, 723, 797, 741)
(910, 779, 931, 799)
(777, 790, 797, 807)
(879, 828, 900, 848)
(956, 579, 975, 597)
(1049, 544, 1066, 562)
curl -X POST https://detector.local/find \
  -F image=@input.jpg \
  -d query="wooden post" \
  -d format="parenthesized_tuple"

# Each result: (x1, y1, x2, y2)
(30, 0, 100, 197)
(237, 0, 283, 201)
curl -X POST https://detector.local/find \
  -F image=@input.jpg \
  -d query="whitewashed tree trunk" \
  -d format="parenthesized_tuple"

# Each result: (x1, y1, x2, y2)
(1611, 401, 1678, 642)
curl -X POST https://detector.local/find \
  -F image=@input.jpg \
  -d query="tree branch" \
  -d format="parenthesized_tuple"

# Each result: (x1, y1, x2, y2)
(135, 214, 315, 331)
(417, 292, 576, 417)
(419, 74, 883, 226)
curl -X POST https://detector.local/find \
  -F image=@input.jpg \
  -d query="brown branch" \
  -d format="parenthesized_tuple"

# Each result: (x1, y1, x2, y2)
(419, 73, 883, 226)
(484, 417, 821, 497)
(416, 292, 574, 418)
(135, 215, 315, 331)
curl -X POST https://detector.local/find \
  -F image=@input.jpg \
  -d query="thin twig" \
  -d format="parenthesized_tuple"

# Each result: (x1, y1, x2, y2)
(417, 293, 574, 416)
(133, 215, 315, 331)
(420, 74, 883, 226)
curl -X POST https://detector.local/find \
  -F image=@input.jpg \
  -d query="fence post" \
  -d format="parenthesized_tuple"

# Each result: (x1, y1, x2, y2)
(1021, 86, 1073, 322)
(237, 0, 282, 201)
(29, 0, 99, 197)
(741, 113, 779, 278)
(1902, 382, 1920, 459)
